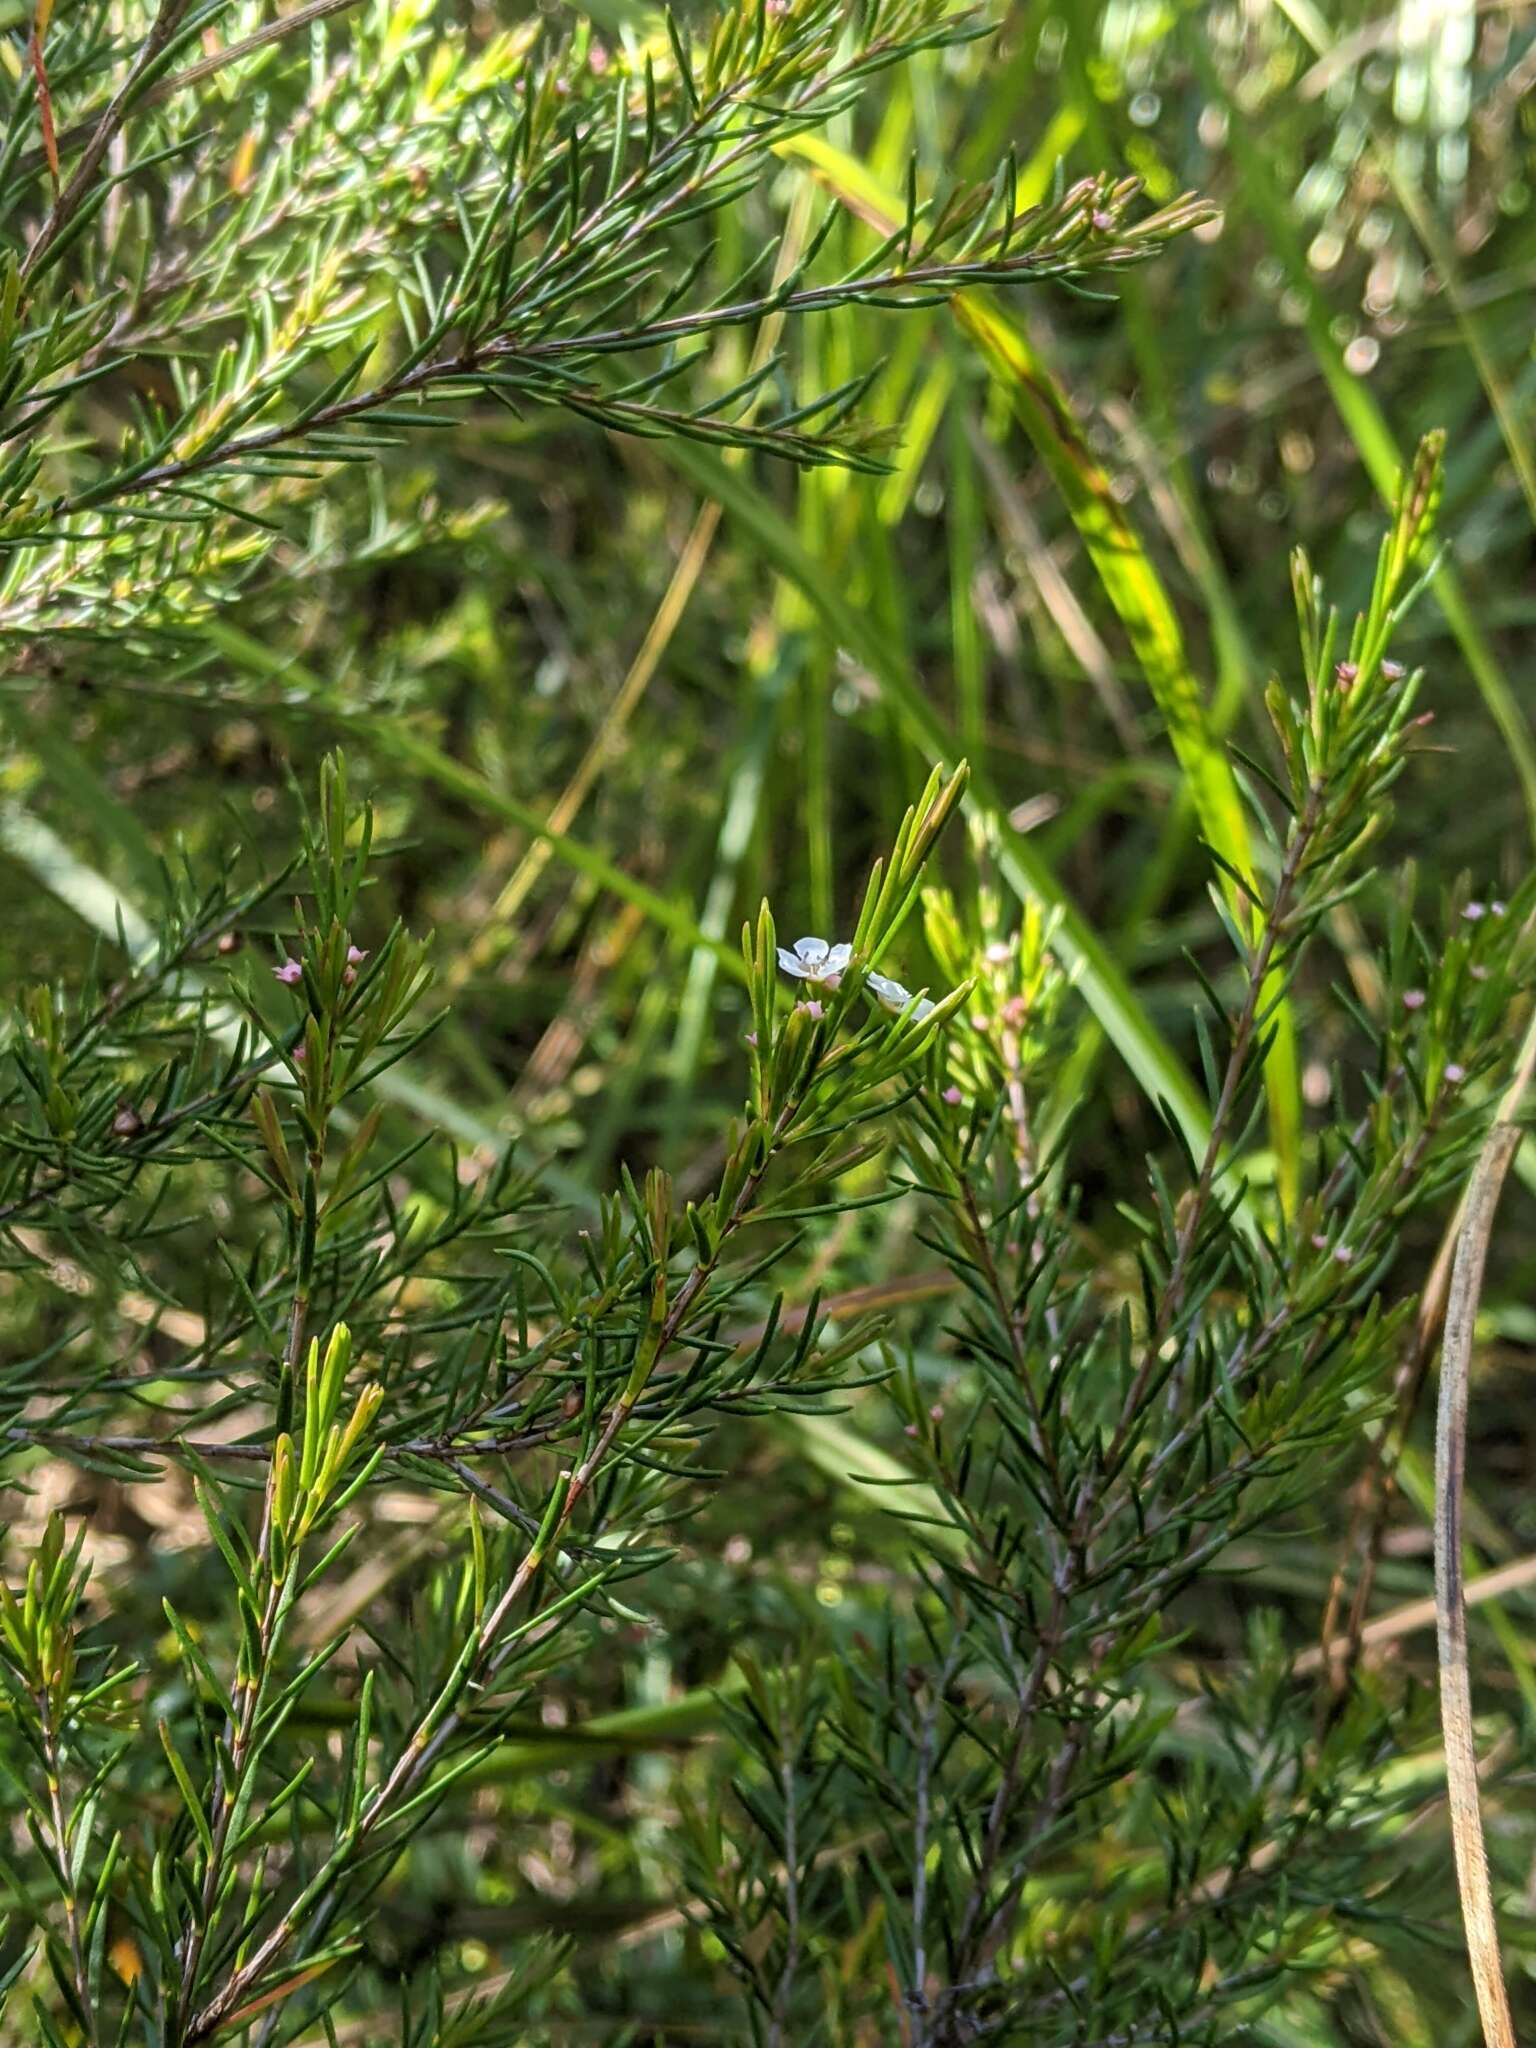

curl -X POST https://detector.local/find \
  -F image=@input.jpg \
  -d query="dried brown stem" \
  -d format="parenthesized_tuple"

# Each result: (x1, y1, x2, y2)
(1433, 1012, 1536, 2048)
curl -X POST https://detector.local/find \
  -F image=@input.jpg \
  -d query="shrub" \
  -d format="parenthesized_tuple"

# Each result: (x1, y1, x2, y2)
(2, 0, 1533, 2042)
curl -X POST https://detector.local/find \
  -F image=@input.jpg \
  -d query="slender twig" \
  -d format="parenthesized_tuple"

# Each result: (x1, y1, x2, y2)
(956, 1177, 1066, 1516)
(1099, 780, 1324, 1483)
(932, 1593, 1065, 2029)
(907, 1639, 963, 2043)
(2, 1421, 554, 1466)
(47, 244, 1176, 522)
(172, 1025, 343, 2039)
(1321, 1088, 1498, 1695)
(11, 0, 367, 185)
(21, 0, 193, 283)
(0, 1034, 297, 1232)
(170, 1431, 295, 2038)
(932, 781, 1330, 2039)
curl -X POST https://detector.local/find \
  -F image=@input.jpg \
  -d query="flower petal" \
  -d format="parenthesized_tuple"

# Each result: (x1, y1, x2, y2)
(792, 935, 830, 966)
(824, 943, 853, 974)
(777, 948, 810, 978)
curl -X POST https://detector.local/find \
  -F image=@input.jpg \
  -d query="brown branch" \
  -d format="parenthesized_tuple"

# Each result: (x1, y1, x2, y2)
(1299, 1551, 1536, 1683)
(27, 1, 61, 194)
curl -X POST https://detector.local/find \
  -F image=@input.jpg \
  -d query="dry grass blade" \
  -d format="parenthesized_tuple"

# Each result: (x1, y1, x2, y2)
(445, 499, 722, 994)
(1434, 1015, 1536, 2048)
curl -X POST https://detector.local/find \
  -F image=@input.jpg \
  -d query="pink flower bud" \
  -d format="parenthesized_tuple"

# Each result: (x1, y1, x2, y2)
(273, 958, 302, 985)
(1402, 989, 1426, 1011)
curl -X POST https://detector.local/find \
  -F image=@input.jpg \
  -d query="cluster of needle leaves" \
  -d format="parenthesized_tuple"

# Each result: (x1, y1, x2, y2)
(674, 438, 1536, 2044)
(0, 753, 983, 2043)
(0, 0, 1206, 670)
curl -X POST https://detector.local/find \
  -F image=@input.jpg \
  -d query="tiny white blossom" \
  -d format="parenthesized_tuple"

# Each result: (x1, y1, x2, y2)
(777, 935, 852, 984)
(867, 970, 935, 1022)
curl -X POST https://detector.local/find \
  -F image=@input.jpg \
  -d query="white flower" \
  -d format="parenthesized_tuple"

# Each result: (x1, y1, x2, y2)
(777, 935, 852, 985)
(867, 970, 935, 1022)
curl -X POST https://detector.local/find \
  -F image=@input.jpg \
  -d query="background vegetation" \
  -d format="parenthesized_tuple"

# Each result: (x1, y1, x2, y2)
(4, 0, 1536, 2040)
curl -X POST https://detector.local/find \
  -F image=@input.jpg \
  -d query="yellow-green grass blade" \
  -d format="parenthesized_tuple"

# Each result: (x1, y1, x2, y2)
(1056, 19, 1255, 735)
